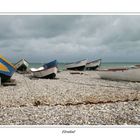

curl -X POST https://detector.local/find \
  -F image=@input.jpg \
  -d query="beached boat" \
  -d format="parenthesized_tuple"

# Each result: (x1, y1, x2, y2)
(97, 67, 140, 82)
(0, 55, 15, 82)
(30, 67, 57, 79)
(30, 60, 58, 79)
(86, 59, 101, 70)
(15, 59, 29, 72)
(65, 59, 87, 71)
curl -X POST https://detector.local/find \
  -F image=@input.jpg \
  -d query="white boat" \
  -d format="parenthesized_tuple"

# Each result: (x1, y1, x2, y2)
(30, 67, 57, 79)
(65, 59, 87, 71)
(97, 67, 140, 82)
(15, 59, 29, 72)
(86, 59, 101, 70)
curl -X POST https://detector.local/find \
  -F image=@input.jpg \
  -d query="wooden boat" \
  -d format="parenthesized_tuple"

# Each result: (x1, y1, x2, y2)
(0, 55, 15, 82)
(14, 59, 29, 72)
(86, 59, 101, 70)
(65, 59, 87, 71)
(97, 67, 140, 82)
(30, 60, 58, 79)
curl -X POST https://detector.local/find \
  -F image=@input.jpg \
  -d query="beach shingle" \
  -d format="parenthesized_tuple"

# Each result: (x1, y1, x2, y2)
(0, 71, 140, 125)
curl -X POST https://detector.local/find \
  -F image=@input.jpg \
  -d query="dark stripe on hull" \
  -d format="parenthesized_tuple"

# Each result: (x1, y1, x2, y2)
(86, 65, 99, 70)
(0, 73, 11, 82)
(67, 66, 85, 71)
(40, 73, 56, 79)
(17, 64, 28, 72)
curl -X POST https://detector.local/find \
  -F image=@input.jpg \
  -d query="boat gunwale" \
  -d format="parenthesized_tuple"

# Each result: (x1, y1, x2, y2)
(31, 66, 57, 73)
(86, 59, 101, 64)
(97, 68, 129, 72)
(14, 59, 29, 66)
(66, 59, 87, 65)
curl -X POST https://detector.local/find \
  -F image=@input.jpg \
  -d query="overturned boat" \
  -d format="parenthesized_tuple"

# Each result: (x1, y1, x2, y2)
(86, 59, 101, 70)
(0, 55, 15, 82)
(65, 59, 87, 71)
(15, 59, 29, 72)
(97, 67, 140, 82)
(30, 60, 58, 79)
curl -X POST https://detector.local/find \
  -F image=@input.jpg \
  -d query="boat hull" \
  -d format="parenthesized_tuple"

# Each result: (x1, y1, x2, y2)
(0, 73, 11, 82)
(31, 67, 57, 79)
(86, 65, 99, 70)
(65, 59, 87, 71)
(41, 73, 56, 79)
(86, 59, 101, 70)
(0, 55, 15, 82)
(15, 59, 29, 72)
(97, 68, 140, 82)
(67, 65, 85, 71)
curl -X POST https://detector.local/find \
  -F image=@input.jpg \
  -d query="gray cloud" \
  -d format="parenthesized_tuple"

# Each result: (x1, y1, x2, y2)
(0, 15, 140, 63)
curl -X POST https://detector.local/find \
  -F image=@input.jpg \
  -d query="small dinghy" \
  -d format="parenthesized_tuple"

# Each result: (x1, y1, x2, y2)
(97, 67, 140, 82)
(0, 55, 15, 82)
(30, 60, 58, 79)
(15, 59, 29, 72)
(65, 59, 87, 71)
(86, 59, 101, 70)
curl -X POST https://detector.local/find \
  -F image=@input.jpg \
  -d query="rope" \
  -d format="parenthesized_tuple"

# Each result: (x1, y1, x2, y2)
(60, 79, 140, 91)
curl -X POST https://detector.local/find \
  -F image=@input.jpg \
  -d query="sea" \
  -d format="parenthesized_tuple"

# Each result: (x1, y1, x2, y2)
(29, 62, 139, 70)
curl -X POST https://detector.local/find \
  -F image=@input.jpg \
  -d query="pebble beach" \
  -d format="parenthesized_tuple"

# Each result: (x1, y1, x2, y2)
(0, 71, 140, 125)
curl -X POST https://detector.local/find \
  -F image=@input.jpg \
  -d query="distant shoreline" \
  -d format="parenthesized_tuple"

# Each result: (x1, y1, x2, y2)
(11, 61, 140, 70)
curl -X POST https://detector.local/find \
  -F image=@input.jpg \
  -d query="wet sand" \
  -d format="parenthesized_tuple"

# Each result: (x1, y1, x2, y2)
(0, 71, 140, 125)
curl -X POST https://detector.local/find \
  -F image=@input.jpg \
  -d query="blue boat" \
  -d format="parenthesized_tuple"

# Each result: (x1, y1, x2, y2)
(0, 55, 15, 82)
(43, 60, 58, 69)
(30, 60, 58, 79)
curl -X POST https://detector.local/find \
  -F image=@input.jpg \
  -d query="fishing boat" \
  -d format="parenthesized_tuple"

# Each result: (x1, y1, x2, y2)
(86, 59, 101, 70)
(15, 59, 29, 72)
(30, 60, 58, 79)
(65, 59, 87, 71)
(0, 55, 15, 82)
(97, 67, 140, 82)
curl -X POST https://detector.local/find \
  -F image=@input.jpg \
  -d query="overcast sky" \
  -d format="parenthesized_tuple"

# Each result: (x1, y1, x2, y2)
(0, 15, 140, 63)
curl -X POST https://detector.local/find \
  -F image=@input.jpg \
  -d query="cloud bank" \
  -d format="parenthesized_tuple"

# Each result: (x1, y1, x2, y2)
(0, 15, 140, 62)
